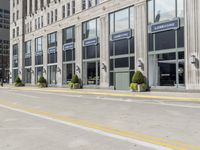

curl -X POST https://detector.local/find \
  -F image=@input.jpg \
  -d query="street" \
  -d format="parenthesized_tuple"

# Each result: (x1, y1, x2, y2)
(0, 87, 200, 150)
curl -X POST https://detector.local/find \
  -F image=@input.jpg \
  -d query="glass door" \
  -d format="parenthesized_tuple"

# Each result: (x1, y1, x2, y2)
(87, 61, 100, 85)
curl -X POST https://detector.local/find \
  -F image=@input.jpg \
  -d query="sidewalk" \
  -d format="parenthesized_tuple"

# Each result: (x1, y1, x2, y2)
(2, 84, 200, 102)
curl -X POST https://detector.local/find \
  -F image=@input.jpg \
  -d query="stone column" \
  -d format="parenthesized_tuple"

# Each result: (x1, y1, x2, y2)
(185, 0, 200, 90)
(9, 41, 13, 84)
(43, 34, 48, 81)
(32, 0, 35, 14)
(19, 39, 25, 82)
(38, 0, 41, 10)
(75, 23, 83, 83)
(134, 1, 148, 77)
(31, 36, 35, 85)
(27, 0, 30, 16)
(100, 14, 109, 88)
(56, 29, 63, 86)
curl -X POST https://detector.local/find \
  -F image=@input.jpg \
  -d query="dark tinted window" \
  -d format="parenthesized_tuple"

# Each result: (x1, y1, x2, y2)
(178, 51, 184, 59)
(115, 57, 129, 68)
(148, 34, 153, 51)
(115, 39, 128, 55)
(109, 41, 113, 56)
(130, 37, 134, 53)
(155, 30, 175, 50)
(157, 53, 176, 61)
(177, 27, 184, 48)
(110, 59, 113, 71)
(87, 46, 96, 59)
(130, 57, 135, 70)
(110, 72, 113, 86)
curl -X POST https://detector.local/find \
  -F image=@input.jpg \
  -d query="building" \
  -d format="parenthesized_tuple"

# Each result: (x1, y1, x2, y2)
(9, 0, 200, 90)
(0, 0, 10, 83)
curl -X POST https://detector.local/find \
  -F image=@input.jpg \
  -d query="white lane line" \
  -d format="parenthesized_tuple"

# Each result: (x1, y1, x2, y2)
(10, 92, 40, 99)
(0, 104, 171, 150)
(35, 91, 83, 98)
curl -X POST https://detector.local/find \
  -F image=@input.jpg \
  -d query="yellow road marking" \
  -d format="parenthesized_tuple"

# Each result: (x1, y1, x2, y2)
(11, 87, 200, 102)
(0, 99, 200, 150)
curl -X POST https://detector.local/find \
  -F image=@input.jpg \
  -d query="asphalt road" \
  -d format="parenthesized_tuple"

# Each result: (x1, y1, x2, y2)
(0, 88, 200, 150)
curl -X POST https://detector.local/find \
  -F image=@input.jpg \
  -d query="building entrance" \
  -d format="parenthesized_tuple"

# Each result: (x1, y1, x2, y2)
(149, 52, 185, 88)
(115, 72, 130, 90)
(83, 61, 100, 86)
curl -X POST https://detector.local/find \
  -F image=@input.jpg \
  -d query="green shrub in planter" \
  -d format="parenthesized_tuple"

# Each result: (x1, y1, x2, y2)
(37, 76, 47, 88)
(68, 82, 74, 89)
(141, 83, 148, 91)
(73, 83, 81, 89)
(68, 74, 81, 89)
(130, 83, 138, 91)
(132, 71, 145, 84)
(71, 74, 79, 84)
(15, 77, 25, 87)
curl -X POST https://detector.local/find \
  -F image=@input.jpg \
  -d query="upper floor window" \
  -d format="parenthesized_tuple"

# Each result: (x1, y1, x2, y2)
(82, 0, 86, 10)
(13, 13, 15, 22)
(13, 28, 15, 38)
(25, 40, 31, 54)
(16, 10, 19, 20)
(40, 0, 44, 8)
(41, 16, 43, 27)
(110, 7, 134, 33)
(48, 32, 57, 48)
(55, 9, 58, 21)
(63, 26, 75, 44)
(35, 37, 43, 52)
(62, 5, 65, 18)
(148, 0, 184, 24)
(47, 13, 50, 24)
(83, 18, 100, 39)
(24, 41, 32, 67)
(67, 3, 70, 17)
(16, 27, 19, 36)
(72, 1, 75, 14)
(13, 0, 15, 7)
(51, 11, 54, 23)
(88, 0, 92, 8)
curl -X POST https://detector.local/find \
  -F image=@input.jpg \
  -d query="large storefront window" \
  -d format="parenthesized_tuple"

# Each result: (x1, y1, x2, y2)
(47, 32, 57, 64)
(148, 0, 185, 88)
(25, 68, 31, 84)
(63, 26, 76, 85)
(63, 63, 75, 84)
(35, 37, 43, 65)
(12, 69, 18, 83)
(25, 40, 32, 67)
(109, 6, 135, 90)
(35, 66, 43, 83)
(13, 44, 18, 68)
(82, 18, 100, 86)
(63, 26, 75, 62)
(47, 65, 57, 85)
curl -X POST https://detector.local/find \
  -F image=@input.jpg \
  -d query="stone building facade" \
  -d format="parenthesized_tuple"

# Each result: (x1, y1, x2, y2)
(9, 0, 200, 90)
